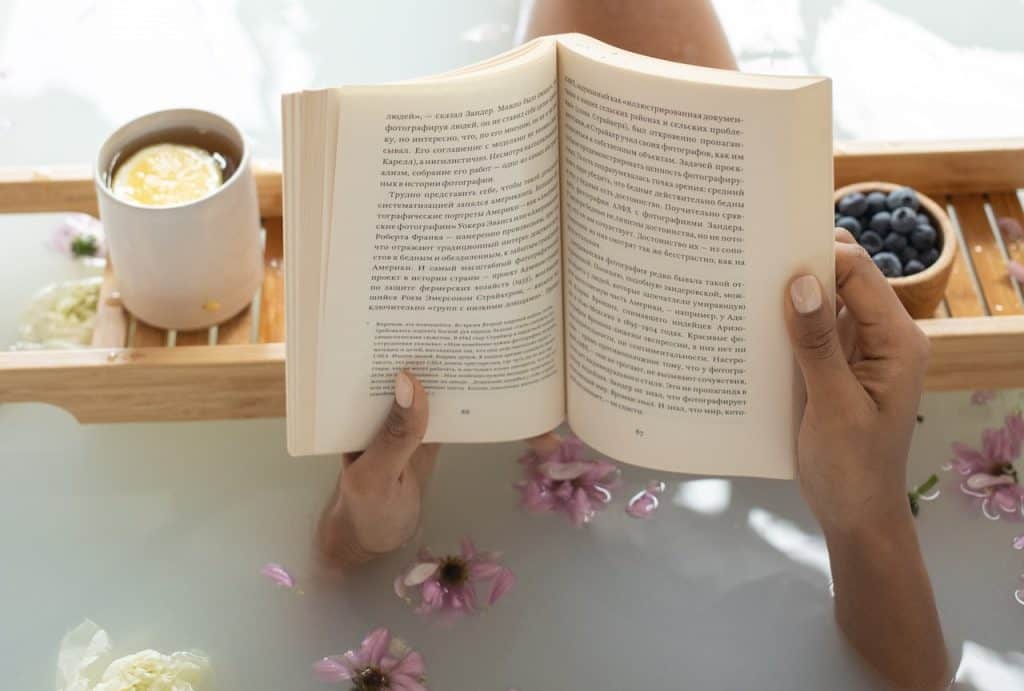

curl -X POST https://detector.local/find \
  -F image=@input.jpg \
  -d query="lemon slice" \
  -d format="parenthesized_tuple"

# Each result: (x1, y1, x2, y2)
(112, 143, 223, 206)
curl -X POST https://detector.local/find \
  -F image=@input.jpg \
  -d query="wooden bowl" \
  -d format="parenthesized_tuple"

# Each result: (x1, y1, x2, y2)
(834, 181, 957, 319)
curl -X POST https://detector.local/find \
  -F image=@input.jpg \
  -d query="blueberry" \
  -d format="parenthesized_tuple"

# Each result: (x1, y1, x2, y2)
(836, 215, 862, 237)
(859, 230, 884, 255)
(884, 232, 908, 252)
(891, 206, 918, 234)
(869, 211, 892, 233)
(903, 259, 926, 276)
(866, 191, 888, 216)
(911, 224, 937, 250)
(873, 251, 903, 278)
(900, 246, 919, 265)
(886, 186, 920, 211)
(920, 248, 940, 267)
(916, 212, 930, 226)
(838, 192, 868, 218)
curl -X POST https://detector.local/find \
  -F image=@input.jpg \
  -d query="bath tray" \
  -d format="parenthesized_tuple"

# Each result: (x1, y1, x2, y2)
(2, 141, 1024, 423)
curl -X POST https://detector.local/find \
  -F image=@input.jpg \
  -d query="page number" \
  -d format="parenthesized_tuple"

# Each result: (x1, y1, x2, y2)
(635, 428, 645, 437)
(460, 409, 471, 415)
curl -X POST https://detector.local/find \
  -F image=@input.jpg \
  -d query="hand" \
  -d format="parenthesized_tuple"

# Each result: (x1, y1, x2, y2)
(316, 370, 561, 566)
(316, 370, 437, 565)
(785, 229, 947, 690)
(785, 229, 929, 535)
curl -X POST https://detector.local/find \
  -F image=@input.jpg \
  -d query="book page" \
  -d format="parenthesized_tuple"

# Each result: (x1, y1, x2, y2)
(557, 36, 833, 479)
(314, 39, 565, 452)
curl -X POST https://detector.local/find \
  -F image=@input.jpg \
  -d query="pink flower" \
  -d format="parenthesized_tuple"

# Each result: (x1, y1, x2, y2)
(971, 389, 996, 405)
(50, 213, 105, 259)
(1012, 534, 1024, 550)
(949, 413, 1024, 519)
(1009, 260, 1024, 285)
(997, 216, 1024, 243)
(515, 435, 619, 526)
(314, 628, 426, 690)
(260, 562, 295, 588)
(626, 481, 667, 519)
(394, 538, 514, 617)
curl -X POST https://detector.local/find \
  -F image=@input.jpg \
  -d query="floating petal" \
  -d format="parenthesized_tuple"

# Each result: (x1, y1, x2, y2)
(489, 568, 516, 605)
(313, 656, 353, 682)
(260, 562, 295, 588)
(1009, 260, 1024, 284)
(403, 562, 439, 587)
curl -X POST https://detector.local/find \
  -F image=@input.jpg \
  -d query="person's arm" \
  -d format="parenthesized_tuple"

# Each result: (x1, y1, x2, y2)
(317, 370, 561, 566)
(519, 0, 737, 69)
(785, 230, 949, 690)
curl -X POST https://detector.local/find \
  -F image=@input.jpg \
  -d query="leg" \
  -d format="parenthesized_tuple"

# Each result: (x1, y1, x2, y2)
(517, 0, 737, 69)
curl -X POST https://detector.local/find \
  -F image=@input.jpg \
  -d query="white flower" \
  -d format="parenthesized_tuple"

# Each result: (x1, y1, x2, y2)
(57, 620, 209, 691)
(93, 649, 207, 691)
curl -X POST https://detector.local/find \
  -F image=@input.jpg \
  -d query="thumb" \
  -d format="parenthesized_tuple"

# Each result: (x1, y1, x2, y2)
(362, 370, 429, 482)
(785, 274, 856, 403)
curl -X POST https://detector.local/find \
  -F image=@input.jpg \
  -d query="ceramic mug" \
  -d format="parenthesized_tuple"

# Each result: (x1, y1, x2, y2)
(94, 108, 263, 331)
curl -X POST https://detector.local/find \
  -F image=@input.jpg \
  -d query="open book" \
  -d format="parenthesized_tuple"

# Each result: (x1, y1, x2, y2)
(282, 33, 833, 479)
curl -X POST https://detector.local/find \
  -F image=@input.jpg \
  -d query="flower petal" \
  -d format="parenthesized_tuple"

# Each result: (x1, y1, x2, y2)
(489, 568, 515, 605)
(580, 459, 619, 484)
(626, 490, 660, 519)
(997, 216, 1024, 242)
(259, 563, 295, 589)
(461, 536, 477, 559)
(469, 561, 503, 581)
(389, 675, 429, 691)
(1009, 259, 1024, 284)
(568, 487, 593, 526)
(389, 651, 426, 678)
(539, 460, 590, 480)
(313, 656, 354, 682)
(363, 628, 391, 666)
(394, 573, 408, 600)
(970, 389, 996, 405)
(951, 442, 987, 471)
(418, 579, 444, 613)
(403, 562, 440, 587)
(965, 473, 1016, 490)
(993, 487, 1021, 513)
(1012, 534, 1024, 551)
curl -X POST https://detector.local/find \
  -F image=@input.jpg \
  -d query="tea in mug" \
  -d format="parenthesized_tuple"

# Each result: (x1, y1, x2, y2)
(104, 127, 241, 207)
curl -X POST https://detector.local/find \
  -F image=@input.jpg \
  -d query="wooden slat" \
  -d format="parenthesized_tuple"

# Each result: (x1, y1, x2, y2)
(936, 193, 987, 317)
(174, 328, 212, 346)
(215, 306, 253, 345)
(922, 316, 1024, 390)
(4, 143, 1019, 217)
(0, 345, 285, 423)
(950, 194, 1023, 315)
(259, 217, 285, 343)
(212, 217, 285, 345)
(835, 139, 1024, 194)
(1, 318, 1017, 425)
(988, 191, 1024, 267)
(0, 160, 282, 217)
(90, 263, 127, 348)
(129, 317, 168, 347)
(933, 301, 950, 319)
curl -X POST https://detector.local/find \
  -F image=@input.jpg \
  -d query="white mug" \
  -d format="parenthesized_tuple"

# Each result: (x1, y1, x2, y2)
(94, 108, 263, 331)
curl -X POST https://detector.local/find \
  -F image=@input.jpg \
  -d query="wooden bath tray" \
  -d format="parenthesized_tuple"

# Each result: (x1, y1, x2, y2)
(2, 141, 1024, 423)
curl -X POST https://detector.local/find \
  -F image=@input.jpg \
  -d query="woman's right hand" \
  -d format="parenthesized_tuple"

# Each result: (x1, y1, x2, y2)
(785, 229, 930, 535)
(785, 229, 948, 690)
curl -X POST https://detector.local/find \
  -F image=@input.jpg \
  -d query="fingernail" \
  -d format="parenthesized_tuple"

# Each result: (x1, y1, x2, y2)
(394, 371, 414, 409)
(790, 275, 822, 314)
